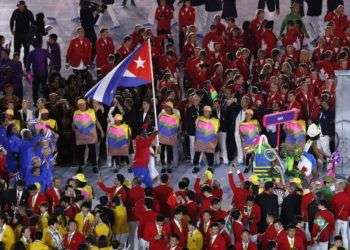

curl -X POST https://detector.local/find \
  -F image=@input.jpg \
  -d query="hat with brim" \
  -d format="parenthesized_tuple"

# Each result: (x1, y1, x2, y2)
(74, 173, 87, 183)
(307, 124, 321, 138)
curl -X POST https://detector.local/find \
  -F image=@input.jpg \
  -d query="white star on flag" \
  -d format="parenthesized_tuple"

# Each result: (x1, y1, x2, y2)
(134, 56, 145, 69)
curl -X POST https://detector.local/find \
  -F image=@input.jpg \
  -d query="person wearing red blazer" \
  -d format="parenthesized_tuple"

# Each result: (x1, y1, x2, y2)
(143, 215, 171, 250)
(116, 36, 133, 60)
(261, 214, 277, 250)
(277, 224, 305, 250)
(27, 184, 47, 214)
(295, 216, 308, 250)
(126, 177, 145, 221)
(137, 198, 159, 239)
(324, 5, 350, 39)
(199, 210, 212, 249)
(194, 177, 215, 214)
(63, 220, 85, 250)
(260, 21, 277, 55)
(45, 177, 61, 213)
(155, 0, 174, 35)
(168, 234, 182, 250)
(169, 208, 188, 248)
(217, 219, 231, 247)
(209, 198, 228, 222)
(227, 168, 252, 211)
(207, 223, 227, 250)
(97, 174, 127, 203)
(232, 209, 245, 244)
(236, 230, 258, 250)
(95, 28, 115, 68)
(312, 200, 335, 249)
(66, 27, 92, 70)
(154, 174, 174, 218)
(242, 196, 261, 242)
(178, 0, 195, 51)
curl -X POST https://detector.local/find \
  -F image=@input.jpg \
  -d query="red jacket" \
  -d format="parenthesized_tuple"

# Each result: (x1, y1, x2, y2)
(27, 192, 47, 214)
(261, 223, 277, 250)
(232, 220, 245, 244)
(296, 227, 308, 250)
(126, 185, 144, 221)
(63, 231, 85, 250)
(207, 234, 227, 250)
(202, 31, 224, 52)
(133, 134, 157, 167)
(242, 203, 261, 235)
(209, 208, 228, 222)
(186, 200, 200, 221)
(96, 37, 114, 68)
(169, 219, 188, 248)
(178, 5, 195, 28)
(154, 184, 173, 217)
(46, 187, 61, 212)
(235, 241, 258, 250)
(324, 11, 350, 38)
(301, 192, 315, 221)
(64, 203, 80, 220)
(261, 29, 277, 55)
(277, 231, 305, 250)
(143, 221, 171, 248)
(97, 182, 127, 202)
(155, 5, 173, 31)
(228, 172, 251, 211)
(311, 209, 335, 242)
(117, 45, 131, 59)
(138, 210, 158, 238)
(66, 37, 92, 67)
(331, 191, 350, 220)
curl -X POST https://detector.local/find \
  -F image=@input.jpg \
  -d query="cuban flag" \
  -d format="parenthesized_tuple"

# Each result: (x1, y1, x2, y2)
(85, 40, 153, 106)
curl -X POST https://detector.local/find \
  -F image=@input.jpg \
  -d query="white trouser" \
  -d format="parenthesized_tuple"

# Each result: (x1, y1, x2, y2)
(128, 221, 139, 250)
(312, 241, 328, 250)
(306, 15, 322, 41)
(189, 135, 195, 162)
(194, 5, 207, 35)
(234, 132, 243, 164)
(114, 233, 128, 248)
(305, 222, 311, 241)
(96, 4, 120, 27)
(317, 135, 331, 157)
(335, 219, 349, 250)
(139, 239, 149, 250)
(218, 132, 228, 164)
(206, 11, 221, 30)
(264, 7, 275, 21)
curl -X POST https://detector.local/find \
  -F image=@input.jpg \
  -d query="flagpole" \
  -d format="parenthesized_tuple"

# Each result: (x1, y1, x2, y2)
(148, 39, 159, 147)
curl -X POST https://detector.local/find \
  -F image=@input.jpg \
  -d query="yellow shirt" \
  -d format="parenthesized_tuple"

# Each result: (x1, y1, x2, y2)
(74, 212, 95, 234)
(78, 185, 93, 200)
(187, 229, 203, 250)
(89, 246, 99, 250)
(0, 224, 15, 250)
(42, 227, 63, 250)
(94, 222, 110, 238)
(112, 205, 129, 234)
(74, 109, 97, 123)
(28, 240, 49, 250)
(39, 212, 49, 231)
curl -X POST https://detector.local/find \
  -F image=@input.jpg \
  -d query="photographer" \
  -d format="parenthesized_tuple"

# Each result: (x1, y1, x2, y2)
(80, 0, 101, 59)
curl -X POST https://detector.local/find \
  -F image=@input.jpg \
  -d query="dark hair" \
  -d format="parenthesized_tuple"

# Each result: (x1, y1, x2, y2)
(111, 196, 121, 206)
(77, 244, 89, 250)
(242, 21, 251, 31)
(156, 215, 165, 222)
(48, 217, 58, 226)
(34, 231, 43, 240)
(231, 209, 241, 220)
(264, 181, 274, 191)
(334, 235, 343, 241)
(178, 181, 187, 190)
(99, 196, 108, 206)
(97, 235, 109, 248)
(144, 197, 153, 209)
(160, 174, 169, 183)
(144, 187, 153, 197)
(49, 33, 58, 40)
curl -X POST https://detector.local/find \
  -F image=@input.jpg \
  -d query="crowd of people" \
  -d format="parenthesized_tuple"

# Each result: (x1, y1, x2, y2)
(0, 0, 350, 249)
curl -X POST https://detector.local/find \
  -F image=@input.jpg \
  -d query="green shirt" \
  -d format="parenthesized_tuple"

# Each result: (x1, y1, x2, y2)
(280, 13, 308, 37)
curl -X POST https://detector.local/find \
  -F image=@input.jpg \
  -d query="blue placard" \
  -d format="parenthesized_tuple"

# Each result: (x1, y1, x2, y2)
(263, 110, 297, 127)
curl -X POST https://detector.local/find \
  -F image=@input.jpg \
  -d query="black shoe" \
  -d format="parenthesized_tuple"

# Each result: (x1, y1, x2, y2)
(192, 167, 199, 174)
(113, 168, 119, 173)
(166, 168, 172, 173)
(244, 167, 249, 173)
(161, 168, 166, 173)
(131, 2, 136, 6)
(128, 168, 133, 173)
(122, 4, 127, 8)
(77, 166, 83, 173)
(93, 166, 99, 173)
